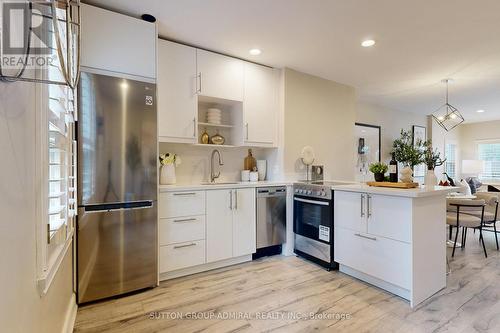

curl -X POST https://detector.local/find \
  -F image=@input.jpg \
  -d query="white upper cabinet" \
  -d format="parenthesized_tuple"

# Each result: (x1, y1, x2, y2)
(196, 49, 244, 101)
(81, 4, 156, 79)
(157, 40, 197, 142)
(232, 188, 256, 257)
(243, 63, 278, 146)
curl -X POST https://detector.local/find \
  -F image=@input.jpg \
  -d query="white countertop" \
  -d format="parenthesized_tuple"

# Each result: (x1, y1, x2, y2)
(159, 180, 293, 192)
(331, 183, 458, 198)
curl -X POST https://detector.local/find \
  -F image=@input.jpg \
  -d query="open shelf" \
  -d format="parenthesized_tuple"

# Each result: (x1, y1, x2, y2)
(197, 98, 243, 146)
(198, 122, 234, 128)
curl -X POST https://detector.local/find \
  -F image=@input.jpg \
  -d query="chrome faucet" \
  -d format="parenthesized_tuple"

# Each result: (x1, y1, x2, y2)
(210, 149, 224, 183)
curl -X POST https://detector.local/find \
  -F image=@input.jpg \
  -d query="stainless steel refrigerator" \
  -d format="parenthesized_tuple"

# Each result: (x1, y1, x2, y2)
(77, 71, 157, 304)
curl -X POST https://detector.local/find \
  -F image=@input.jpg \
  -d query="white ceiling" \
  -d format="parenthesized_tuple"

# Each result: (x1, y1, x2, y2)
(86, 0, 500, 123)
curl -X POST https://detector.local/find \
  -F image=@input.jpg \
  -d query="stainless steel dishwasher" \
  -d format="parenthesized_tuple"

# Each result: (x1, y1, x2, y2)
(255, 186, 287, 257)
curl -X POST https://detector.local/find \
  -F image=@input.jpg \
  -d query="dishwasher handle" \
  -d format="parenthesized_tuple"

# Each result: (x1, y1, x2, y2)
(257, 187, 287, 197)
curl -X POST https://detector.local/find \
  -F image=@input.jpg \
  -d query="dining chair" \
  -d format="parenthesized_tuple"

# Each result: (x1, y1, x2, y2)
(446, 199, 487, 258)
(466, 193, 499, 250)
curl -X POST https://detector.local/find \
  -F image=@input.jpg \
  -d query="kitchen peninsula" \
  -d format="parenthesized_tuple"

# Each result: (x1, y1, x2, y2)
(332, 184, 455, 307)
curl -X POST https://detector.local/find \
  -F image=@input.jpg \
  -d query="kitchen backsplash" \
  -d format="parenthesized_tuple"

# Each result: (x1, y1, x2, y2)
(159, 143, 283, 184)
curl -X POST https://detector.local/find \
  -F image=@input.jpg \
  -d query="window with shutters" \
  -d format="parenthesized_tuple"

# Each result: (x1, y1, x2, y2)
(478, 141, 500, 182)
(36, 3, 77, 294)
(444, 143, 457, 179)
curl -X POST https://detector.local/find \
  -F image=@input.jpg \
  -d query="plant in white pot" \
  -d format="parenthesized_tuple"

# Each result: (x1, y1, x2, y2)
(392, 130, 424, 183)
(422, 140, 445, 188)
(159, 153, 181, 185)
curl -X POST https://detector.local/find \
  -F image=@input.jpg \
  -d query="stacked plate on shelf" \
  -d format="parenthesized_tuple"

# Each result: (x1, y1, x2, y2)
(207, 108, 222, 125)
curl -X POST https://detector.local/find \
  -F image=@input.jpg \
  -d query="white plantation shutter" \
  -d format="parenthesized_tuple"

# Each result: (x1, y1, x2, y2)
(45, 4, 77, 264)
(47, 78, 76, 252)
(478, 142, 500, 182)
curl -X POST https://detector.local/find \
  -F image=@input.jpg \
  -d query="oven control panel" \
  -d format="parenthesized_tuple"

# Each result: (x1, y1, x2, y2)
(293, 184, 332, 200)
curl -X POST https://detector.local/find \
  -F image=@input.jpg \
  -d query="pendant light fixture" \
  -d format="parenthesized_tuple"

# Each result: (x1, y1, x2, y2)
(432, 79, 464, 131)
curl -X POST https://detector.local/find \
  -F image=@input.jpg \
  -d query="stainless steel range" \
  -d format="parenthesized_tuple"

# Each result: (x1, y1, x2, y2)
(293, 181, 345, 270)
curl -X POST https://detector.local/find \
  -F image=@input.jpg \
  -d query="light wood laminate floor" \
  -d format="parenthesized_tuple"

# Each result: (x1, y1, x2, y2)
(74, 231, 500, 333)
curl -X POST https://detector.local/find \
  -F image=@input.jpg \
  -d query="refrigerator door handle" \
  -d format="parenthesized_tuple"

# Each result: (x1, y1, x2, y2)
(82, 200, 154, 213)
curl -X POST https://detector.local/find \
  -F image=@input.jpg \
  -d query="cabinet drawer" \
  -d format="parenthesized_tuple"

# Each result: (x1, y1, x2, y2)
(159, 216, 205, 246)
(159, 191, 205, 218)
(160, 240, 206, 273)
(334, 227, 411, 289)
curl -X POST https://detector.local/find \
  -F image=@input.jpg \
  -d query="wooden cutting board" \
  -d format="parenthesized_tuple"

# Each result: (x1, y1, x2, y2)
(366, 181, 419, 189)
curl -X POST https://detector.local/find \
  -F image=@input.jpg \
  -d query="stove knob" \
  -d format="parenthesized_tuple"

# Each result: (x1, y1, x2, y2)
(295, 189, 299, 193)
(316, 191, 321, 196)
(298, 189, 303, 194)
(321, 190, 326, 196)
(307, 190, 312, 195)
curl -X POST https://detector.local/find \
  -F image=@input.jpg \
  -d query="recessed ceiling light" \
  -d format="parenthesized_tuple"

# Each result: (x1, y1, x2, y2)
(249, 48, 261, 55)
(477, 109, 485, 113)
(361, 39, 376, 47)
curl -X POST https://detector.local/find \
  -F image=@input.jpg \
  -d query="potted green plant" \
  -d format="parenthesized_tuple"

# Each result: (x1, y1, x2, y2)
(369, 162, 388, 182)
(422, 140, 445, 187)
(392, 130, 424, 183)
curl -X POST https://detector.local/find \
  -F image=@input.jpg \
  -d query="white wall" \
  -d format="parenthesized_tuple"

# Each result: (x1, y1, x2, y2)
(159, 143, 282, 183)
(356, 102, 428, 163)
(283, 68, 356, 181)
(0, 81, 75, 333)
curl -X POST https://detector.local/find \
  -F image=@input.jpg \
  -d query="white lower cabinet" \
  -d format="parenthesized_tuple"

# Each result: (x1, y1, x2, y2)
(334, 190, 447, 307)
(334, 190, 412, 290)
(334, 227, 411, 289)
(160, 240, 206, 272)
(206, 188, 256, 263)
(159, 191, 205, 218)
(232, 188, 257, 257)
(159, 216, 205, 246)
(159, 188, 256, 277)
(206, 189, 234, 262)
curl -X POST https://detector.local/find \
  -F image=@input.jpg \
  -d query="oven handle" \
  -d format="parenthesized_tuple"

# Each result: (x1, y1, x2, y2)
(294, 197, 330, 206)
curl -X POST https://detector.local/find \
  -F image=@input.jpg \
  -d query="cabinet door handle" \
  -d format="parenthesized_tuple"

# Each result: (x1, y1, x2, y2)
(173, 192, 196, 196)
(360, 194, 365, 217)
(173, 243, 197, 249)
(245, 123, 249, 140)
(354, 233, 377, 241)
(234, 190, 238, 210)
(229, 190, 233, 210)
(197, 72, 202, 94)
(367, 194, 372, 218)
(193, 117, 196, 137)
(173, 218, 197, 223)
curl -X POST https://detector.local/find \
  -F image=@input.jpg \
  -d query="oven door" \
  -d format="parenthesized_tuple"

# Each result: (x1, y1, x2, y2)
(293, 195, 332, 244)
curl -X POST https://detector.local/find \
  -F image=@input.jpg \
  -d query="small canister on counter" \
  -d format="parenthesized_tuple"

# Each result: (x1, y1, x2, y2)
(249, 171, 259, 182)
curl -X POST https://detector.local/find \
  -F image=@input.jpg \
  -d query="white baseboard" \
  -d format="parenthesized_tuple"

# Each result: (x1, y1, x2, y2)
(160, 255, 252, 281)
(62, 293, 78, 333)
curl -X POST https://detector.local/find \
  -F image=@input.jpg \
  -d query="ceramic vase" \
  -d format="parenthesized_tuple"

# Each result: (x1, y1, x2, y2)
(160, 164, 176, 185)
(400, 166, 413, 183)
(425, 169, 437, 189)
